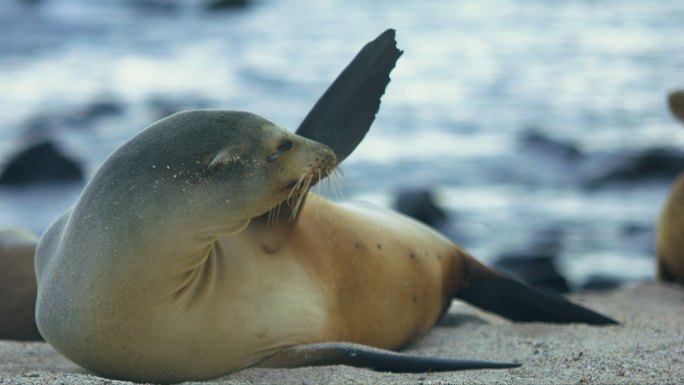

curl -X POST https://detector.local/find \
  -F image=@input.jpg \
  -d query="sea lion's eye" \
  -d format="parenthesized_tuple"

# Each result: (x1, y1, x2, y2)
(266, 139, 293, 162)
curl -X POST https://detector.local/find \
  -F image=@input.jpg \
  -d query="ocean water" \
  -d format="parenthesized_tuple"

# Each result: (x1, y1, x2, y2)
(1, 0, 683, 287)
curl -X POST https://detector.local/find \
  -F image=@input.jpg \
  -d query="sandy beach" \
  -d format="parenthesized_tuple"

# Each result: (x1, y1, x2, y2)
(0, 283, 681, 385)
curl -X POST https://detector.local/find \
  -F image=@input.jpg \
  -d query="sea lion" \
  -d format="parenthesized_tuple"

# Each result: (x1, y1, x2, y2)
(657, 174, 684, 284)
(0, 229, 42, 341)
(656, 90, 684, 284)
(35, 110, 616, 383)
(668, 90, 684, 124)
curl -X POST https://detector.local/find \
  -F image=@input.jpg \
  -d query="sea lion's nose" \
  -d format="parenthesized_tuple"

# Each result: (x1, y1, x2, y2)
(316, 145, 336, 179)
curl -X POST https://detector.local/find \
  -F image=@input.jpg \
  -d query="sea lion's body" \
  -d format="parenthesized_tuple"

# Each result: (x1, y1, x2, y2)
(36, 110, 615, 383)
(0, 229, 41, 341)
(657, 174, 684, 283)
(669, 90, 684, 124)
(39, 195, 462, 382)
(657, 90, 684, 284)
(36, 110, 336, 382)
(251, 197, 460, 349)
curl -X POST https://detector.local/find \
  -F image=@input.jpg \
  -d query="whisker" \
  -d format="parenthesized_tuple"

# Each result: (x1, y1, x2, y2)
(334, 167, 346, 182)
(324, 171, 332, 198)
(275, 202, 282, 225)
(287, 175, 304, 207)
(290, 193, 300, 221)
(313, 171, 321, 197)
(301, 175, 313, 205)
(328, 169, 344, 200)
(267, 204, 276, 226)
(291, 174, 313, 221)
(287, 171, 308, 203)
(315, 170, 323, 218)
(329, 170, 337, 200)
(315, 169, 322, 196)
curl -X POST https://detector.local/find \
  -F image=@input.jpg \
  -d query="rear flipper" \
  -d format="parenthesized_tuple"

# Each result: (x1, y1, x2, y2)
(256, 342, 519, 372)
(455, 254, 618, 324)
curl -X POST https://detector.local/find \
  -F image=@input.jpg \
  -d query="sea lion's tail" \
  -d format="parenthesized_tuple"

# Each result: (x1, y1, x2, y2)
(454, 253, 618, 325)
(257, 342, 520, 372)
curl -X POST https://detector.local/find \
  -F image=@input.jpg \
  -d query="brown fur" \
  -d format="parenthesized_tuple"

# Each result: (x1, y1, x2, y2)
(0, 229, 41, 340)
(249, 197, 468, 350)
(657, 174, 684, 284)
(657, 90, 684, 284)
(669, 90, 684, 123)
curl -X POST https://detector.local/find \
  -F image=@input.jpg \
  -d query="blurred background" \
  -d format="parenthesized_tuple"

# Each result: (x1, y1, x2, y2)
(1, 0, 683, 290)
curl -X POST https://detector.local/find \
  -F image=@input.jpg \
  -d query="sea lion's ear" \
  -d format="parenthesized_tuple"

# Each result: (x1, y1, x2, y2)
(207, 148, 242, 169)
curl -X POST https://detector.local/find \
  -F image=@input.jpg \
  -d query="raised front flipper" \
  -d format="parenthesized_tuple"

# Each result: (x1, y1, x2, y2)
(257, 30, 401, 227)
(296, 29, 402, 164)
(256, 342, 519, 372)
(455, 254, 618, 325)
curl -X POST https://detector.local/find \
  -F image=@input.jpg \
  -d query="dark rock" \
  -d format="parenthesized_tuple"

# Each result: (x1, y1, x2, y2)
(620, 222, 654, 255)
(17, 0, 42, 5)
(622, 222, 649, 236)
(519, 129, 582, 160)
(588, 147, 684, 186)
(393, 189, 448, 228)
(127, 0, 180, 14)
(528, 226, 565, 255)
(205, 0, 249, 11)
(66, 100, 125, 128)
(79, 100, 124, 120)
(668, 90, 684, 124)
(0, 141, 84, 186)
(494, 252, 570, 294)
(23, 99, 125, 135)
(580, 275, 622, 292)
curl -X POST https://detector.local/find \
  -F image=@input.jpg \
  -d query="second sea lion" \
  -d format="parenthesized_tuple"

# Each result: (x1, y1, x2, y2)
(0, 229, 41, 341)
(656, 89, 684, 284)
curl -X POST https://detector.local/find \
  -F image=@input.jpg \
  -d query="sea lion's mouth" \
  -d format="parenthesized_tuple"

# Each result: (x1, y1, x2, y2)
(265, 163, 339, 225)
(282, 163, 334, 193)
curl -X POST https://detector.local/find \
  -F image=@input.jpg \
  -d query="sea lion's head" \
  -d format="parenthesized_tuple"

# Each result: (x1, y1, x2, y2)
(191, 110, 337, 219)
(86, 110, 336, 236)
